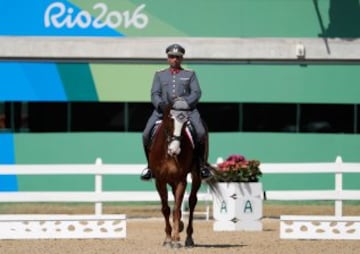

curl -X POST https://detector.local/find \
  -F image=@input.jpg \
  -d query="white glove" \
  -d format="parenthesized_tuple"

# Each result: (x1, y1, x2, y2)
(173, 98, 190, 110)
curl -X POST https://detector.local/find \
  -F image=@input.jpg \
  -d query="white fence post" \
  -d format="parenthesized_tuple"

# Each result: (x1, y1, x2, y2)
(95, 157, 103, 216)
(335, 155, 343, 217)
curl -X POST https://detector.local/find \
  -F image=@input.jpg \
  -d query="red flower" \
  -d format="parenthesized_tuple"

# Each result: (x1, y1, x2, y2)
(226, 154, 245, 162)
(214, 154, 262, 182)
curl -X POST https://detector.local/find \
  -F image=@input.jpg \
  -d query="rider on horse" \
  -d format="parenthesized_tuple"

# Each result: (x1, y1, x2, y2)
(141, 43, 212, 181)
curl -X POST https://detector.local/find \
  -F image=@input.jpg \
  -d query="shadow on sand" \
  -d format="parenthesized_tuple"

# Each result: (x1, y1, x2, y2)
(194, 243, 247, 249)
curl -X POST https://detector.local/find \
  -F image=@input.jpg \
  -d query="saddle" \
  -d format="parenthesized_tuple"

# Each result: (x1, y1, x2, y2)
(150, 120, 196, 149)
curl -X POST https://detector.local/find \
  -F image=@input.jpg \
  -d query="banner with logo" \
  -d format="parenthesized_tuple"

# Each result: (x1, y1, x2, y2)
(1, 0, 337, 37)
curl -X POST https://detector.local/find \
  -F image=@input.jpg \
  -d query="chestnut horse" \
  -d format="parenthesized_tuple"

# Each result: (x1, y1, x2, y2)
(148, 105, 202, 248)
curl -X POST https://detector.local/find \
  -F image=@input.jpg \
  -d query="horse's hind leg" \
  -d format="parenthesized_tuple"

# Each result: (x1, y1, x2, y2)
(185, 172, 201, 247)
(155, 180, 172, 247)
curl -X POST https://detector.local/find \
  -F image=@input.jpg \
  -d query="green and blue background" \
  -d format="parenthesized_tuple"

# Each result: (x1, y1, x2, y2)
(1, 0, 360, 192)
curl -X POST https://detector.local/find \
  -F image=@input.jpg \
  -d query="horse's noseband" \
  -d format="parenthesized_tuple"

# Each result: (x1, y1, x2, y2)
(171, 135, 182, 141)
(166, 132, 182, 144)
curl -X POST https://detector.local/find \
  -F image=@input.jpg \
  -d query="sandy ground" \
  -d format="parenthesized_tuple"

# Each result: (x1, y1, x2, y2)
(0, 203, 359, 254)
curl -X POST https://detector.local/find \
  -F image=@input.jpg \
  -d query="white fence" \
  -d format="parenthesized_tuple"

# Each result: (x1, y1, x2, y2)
(262, 156, 360, 217)
(261, 156, 360, 240)
(0, 158, 210, 217)
(0, 158, 155, 215)
(0, 158, 211, 239)
(0, 156, 360, 240)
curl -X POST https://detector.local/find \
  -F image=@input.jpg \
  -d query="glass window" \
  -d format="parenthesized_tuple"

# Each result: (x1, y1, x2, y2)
(71, 102, 124, 132)
(198, 103, 239, 132)
(0, 103, 5, 131)
(28, 102, 67, 132)
(3, 102, 359, 134)
(1, 102, 28, 132)
(243, 103, 297, 132)
(128, 103, 153, 132)
(300, 104, 354, 133)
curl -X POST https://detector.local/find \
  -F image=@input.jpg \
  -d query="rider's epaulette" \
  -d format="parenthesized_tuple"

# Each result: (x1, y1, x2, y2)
(183, 69, 194, 73)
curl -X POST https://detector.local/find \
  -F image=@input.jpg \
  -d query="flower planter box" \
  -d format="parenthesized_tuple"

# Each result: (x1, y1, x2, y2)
(210, 182, 263, 231)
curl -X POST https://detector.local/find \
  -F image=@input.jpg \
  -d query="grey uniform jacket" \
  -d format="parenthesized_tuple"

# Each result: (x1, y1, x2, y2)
(142, 68, 206, 145)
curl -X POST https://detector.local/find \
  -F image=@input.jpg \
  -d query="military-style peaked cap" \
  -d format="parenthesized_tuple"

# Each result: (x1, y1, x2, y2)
(166, 44, 185, 56)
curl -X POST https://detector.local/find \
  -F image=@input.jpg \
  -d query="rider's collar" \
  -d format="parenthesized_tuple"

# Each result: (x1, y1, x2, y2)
(169, 67, 182, 75)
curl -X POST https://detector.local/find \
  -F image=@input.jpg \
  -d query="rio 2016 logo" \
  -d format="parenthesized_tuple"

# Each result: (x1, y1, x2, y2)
(44, 2, 149, 29)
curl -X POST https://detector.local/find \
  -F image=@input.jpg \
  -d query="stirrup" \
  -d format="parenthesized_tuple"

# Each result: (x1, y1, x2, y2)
(140, 168, 153, 181)
(200, 166, 213, 180)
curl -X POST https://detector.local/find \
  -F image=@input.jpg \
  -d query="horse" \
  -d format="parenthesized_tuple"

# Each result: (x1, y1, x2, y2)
(148, 104, 203, 248)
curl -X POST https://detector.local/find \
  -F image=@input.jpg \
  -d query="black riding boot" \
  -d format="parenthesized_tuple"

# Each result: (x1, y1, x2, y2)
(140, 144, 153, 181)
(197, 142, 213, 180)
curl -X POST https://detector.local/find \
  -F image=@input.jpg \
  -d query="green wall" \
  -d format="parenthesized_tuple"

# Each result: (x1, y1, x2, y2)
(197, 64, 360, 103)
(86, 63, 360, 103)
(12, 132, 360, 191)
(15, 133, 360, 164)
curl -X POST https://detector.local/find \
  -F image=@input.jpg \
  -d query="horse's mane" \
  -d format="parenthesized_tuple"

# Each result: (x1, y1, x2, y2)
(161, 104, 173, 125)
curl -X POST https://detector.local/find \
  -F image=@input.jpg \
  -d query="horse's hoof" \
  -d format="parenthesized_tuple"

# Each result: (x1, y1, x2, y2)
(179, 220, 184, 232)
(162, 241, 172, 248)
(185, 237, 194, 248)
(171, 241, 182, 249)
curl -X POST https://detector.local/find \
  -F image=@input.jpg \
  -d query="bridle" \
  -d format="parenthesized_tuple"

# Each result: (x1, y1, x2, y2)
(165, 108, 190, 156)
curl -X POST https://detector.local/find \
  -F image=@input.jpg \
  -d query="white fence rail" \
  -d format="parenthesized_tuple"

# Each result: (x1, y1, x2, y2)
(0, 156, 360, 240)
(0, 159, 157, 216)
(1, 156, 360, 215)
(0, 158, 211, 218)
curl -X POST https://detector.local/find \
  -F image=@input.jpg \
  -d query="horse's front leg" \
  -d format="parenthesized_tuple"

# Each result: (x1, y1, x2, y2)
(155, 180, 172, 247)
(185, 172, 201, 248)
(171, 181, 186, 248)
